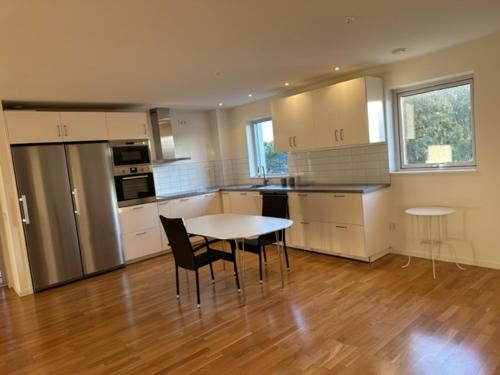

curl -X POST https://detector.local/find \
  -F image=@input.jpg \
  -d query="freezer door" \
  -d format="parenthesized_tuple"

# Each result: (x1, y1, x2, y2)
(11, 145, 83, 291)
(65, 142, 124, 275)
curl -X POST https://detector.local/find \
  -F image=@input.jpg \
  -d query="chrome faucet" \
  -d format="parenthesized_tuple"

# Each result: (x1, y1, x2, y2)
(259, 165, 269, 186)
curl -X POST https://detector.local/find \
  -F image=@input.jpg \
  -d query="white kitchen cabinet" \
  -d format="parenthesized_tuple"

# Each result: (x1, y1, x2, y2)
(226, 191, 262, 215)
(199, 193, 222, 215)
(119, 202, 162, 262)
(4, 111, 63, 144)
(157, 200, 171, 251)
(106, 112, 148, 140)
(122, 227, 162, 262)
(59, 112, 107, 141)
(313, 77, 385, 148)
(271, 91, 315, 152)
(221, 192, 231, 213)
(287, 188, 389, 262)
(170, 195, 202, 219)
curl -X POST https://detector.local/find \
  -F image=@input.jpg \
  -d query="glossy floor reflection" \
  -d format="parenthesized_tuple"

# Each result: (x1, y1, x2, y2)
(1, 248, 500, 374)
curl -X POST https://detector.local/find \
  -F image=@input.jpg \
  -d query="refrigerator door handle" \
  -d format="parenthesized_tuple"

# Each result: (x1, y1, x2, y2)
(19, 195, 30, 224)
(72, 189, 81, 215)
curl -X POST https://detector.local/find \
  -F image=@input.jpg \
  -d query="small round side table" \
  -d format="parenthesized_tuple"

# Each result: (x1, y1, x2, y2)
(404, 206, 466, 279)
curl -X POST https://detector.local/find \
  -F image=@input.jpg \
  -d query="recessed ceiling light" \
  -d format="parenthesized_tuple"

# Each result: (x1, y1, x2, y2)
(218, 102, 223, 107)
(284, 82, 290, 86)
(334, 66, 341, 71)
(344, 16, 356, 24)
(392, 47, 407, 55)
(248, 94, 253, 97)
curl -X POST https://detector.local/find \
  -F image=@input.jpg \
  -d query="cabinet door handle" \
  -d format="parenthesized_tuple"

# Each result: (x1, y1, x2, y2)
(180, 198, 190, 202)
(336, 225, 347, 229)
(340, 129, 344, 141)
(334, 129, 339, 142)
(132, 206, 144, 210)
(19, 195, 30, 224)
(136, 231, 147, 236)
(64, 125, 68, 137)
(57, 125, 61, 137)
(298, 193, 308, 197)
(293, 136, 297, 147)
(158, 202, 169, 206)
(288, 137, 292, 147)
(240, 192, 247, 195)
(72, 189, 81, 215)
(333, 194, 345, 198)
(143, 124, 147, 135)
(300, 221, 310, 225)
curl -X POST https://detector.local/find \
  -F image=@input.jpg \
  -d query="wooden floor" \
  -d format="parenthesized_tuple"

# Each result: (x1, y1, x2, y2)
(2, 248, 500, 374)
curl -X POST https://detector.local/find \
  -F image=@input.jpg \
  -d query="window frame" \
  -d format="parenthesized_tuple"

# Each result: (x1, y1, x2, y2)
(393, 76, 477, 171)
(246, 117, 288, 177)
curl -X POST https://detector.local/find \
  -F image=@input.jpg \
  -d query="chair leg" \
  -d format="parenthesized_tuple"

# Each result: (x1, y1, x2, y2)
(209, 262, 215, 284)
(259, 250, 263, 284)
(283, 230, 290, 270)
(263, 245, 267, 264)
(175, 263, 180, 298)
(195, 269, 201, 308)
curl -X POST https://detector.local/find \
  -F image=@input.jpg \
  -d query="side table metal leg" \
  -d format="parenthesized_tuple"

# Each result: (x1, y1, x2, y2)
(275, 231, 285, 288)
(235, 239, 246, 306)
(428, 216, 436, 279)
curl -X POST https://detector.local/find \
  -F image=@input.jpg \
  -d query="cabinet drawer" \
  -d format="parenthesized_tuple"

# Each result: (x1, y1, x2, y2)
(289, 221, 324, 250)
(325, 224, 366, 258)
(119, 202, 159, 234)
(123, 226, 162, 262)
(320, 193, 363, 225)
(288, 192, 324, 221)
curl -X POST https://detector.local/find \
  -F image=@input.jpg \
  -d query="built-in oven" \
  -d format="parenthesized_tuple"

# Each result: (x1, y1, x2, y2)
(114, 165, 156, 207)
(110, 139, 151, 167)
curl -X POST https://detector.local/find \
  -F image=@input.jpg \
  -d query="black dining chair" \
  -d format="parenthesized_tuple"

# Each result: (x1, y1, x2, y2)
(232, 193, 290, 283)
(159, 216, 240, 308)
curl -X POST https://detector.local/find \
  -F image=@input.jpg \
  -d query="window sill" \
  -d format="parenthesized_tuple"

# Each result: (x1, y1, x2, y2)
(390, 167, 478, 175)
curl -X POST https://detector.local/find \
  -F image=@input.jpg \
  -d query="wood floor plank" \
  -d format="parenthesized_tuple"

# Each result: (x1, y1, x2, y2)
(1, 247, 500, 374)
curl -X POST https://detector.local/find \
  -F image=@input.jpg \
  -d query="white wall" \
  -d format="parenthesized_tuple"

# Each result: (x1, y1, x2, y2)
(219, 31, 500, 269)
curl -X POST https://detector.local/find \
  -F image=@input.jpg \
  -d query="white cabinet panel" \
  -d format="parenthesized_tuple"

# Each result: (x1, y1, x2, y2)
(199, 193, 222, 215)
(221, 192, 231, 213)
(123, 226, 162, 262)
(170, 195, 202, 219)
(228, 192, 262, 215)
(289, 221, 324, 250)
(320, 193, 364, 225)
(106, 112, 148, 140)
(59, 112, 107, 141)
(331, 224, 366, 258)
(4, 111, 62, 144)
(271, 91, 315, 152)
(288, 192, 324, 221)
(119, 202, 159, 234)
(158, 200, 171, 250)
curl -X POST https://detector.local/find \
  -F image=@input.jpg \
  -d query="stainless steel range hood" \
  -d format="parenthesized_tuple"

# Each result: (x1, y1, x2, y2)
(150, 108, 191, 163)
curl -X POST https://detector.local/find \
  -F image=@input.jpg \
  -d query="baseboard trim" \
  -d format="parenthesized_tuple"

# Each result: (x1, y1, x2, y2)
(390, 248, 500, 271)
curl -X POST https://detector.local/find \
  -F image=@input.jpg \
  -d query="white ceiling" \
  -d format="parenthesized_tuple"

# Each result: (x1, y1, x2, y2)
(1, 0, 499, 109)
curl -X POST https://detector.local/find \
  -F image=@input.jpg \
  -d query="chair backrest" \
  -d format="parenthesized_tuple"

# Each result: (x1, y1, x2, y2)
(159, 216, 196, 270)
(261, 194, 289, 241)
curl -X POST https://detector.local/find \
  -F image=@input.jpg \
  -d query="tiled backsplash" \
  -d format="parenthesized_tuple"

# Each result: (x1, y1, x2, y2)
(153, 160, 224, 196)
(153, 143, 390, 195)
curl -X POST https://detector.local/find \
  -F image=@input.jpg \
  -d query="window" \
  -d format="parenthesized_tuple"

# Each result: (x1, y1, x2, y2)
(247, 118, 288, 176)
(394, 77, 476, 170)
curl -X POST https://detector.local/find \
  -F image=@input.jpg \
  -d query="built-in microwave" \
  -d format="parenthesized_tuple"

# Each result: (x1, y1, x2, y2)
(110, 139, 151, 166)
(114, 165, 156, 207)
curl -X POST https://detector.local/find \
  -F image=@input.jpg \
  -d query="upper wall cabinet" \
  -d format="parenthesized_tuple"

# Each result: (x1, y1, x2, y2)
(271, 77, 385, 152)
(4, 111, 63, 144)
(271, 92, 315, 152)
(59, 112, 107, 142)
(106, 112, 148, 140)
(313, 77, 385, 148)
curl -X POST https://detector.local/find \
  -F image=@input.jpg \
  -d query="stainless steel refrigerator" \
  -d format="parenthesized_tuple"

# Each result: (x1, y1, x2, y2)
(11, 142, 124, 291)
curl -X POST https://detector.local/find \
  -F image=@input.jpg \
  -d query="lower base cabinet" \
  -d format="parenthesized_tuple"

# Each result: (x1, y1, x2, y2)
(122, 227, 162, 262)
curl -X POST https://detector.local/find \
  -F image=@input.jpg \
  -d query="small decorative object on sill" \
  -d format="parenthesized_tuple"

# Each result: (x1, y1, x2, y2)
(280, 178, 287, 187)
(288, 176, 295, 187)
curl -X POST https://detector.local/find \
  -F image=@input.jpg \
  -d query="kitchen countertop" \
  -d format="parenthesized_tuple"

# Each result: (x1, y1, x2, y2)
(156, 183, 389, 201)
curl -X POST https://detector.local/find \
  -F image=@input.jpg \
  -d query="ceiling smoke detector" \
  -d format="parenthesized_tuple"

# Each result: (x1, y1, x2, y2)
(392, 47, 407, 55)
(344, 16, 356, 24)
